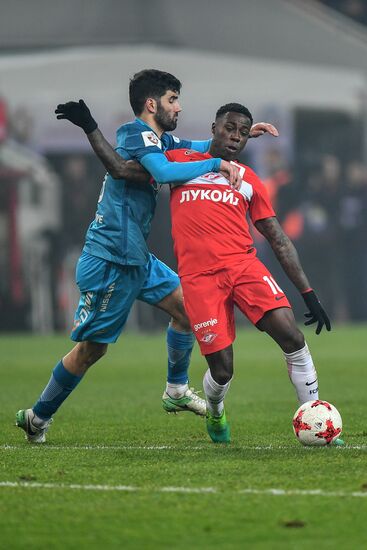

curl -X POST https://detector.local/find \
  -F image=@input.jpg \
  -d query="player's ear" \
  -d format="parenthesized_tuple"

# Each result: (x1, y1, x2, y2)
(211, 122, 216, 136)
(145, 98, 157, 114)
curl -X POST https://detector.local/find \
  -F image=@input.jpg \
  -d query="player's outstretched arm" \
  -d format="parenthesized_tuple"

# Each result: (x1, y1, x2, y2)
(255, 216, 331, 334)
(55, 100, 150, 183)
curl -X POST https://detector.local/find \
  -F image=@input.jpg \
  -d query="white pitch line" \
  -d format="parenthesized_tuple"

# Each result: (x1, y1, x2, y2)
(1, 444, 272, 451)
(161, 486, 217, 493)
(0, 481, 366, 498)
(239, 488, 367, 498)
(1, 444, 366, 451)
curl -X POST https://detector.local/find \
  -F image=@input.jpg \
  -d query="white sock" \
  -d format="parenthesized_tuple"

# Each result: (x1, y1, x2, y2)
(203, 369, 231, 416)
(284, 343, 319, 404)
(166, 382, 189, 399)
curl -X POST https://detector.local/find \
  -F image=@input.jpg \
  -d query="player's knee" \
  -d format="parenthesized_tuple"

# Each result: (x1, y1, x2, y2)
(211, 358, 233, 384)
(207, 350, 233, 385)
(160, 287, 192, 332)
(170, 303, 192, 332)
(281, 329, 305, 354)
(214, 369, 233, 386)
(77, 342, 108, 368)
(171, 314, 191, 333)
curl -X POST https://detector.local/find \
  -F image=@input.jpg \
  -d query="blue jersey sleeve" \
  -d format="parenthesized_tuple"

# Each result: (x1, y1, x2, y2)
(141, 153, 221, 184)
(167, 134, 212, 153)
(187, 139, 212, 153)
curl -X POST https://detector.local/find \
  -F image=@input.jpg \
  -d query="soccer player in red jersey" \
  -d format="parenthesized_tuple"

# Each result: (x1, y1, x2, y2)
(165, 103, 334, 443)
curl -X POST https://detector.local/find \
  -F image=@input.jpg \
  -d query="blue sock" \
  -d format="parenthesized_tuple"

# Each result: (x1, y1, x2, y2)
(166, 326, 195, 384)
(33, 360, 83, 420)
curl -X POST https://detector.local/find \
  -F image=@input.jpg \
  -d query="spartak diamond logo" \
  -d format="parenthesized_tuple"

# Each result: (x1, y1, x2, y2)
(200, 332, 217, 344)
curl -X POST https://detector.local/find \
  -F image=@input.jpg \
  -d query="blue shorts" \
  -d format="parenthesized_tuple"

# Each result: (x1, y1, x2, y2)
(71, 251, 180, 343)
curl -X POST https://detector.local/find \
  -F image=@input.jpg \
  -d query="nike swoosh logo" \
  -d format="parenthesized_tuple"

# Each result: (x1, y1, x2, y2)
(27, 416, 37, 436)
(306, 379, 318, 386)
(275, 295, 285, 301)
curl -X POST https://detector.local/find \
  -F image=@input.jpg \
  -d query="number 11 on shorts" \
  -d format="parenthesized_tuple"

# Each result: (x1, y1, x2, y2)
(263, 275, 283, 295)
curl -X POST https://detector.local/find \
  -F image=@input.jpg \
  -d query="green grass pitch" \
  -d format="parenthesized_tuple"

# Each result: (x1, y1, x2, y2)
(1, 326, 366, 549)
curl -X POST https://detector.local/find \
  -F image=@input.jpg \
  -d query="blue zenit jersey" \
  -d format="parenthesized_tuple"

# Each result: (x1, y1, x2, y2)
(83, 118, 218, 265)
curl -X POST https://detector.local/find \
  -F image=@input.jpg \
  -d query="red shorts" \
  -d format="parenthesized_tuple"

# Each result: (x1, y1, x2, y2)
(181, 257, 291, 355)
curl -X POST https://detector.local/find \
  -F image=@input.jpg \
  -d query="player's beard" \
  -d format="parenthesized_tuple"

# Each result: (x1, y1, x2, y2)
(154, 101, 178, 131)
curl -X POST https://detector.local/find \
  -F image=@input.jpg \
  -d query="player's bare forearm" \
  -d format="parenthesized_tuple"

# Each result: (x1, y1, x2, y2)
(255, 217, 311, 292)
(87, 129, 150, 183)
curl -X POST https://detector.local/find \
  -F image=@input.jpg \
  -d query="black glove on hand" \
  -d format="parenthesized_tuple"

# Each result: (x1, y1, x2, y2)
(55, 99, 97, 134)
(302, 289, 331, 335)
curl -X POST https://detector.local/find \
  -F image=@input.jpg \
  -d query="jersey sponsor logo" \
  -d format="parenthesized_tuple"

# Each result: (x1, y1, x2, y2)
(194, 317, 218, 332)
(95, 213, 104, 224)
(179, 189, 239, 206)
(200, 332, 217, 344)
(141, 131, 162, 149)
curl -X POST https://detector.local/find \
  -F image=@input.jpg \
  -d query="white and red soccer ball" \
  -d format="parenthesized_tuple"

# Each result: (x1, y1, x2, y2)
(292, 400, 342, 446)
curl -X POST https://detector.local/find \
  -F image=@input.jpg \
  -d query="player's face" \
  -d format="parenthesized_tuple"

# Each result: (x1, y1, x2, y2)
(211, 112, 252, 161)
(154, 90, 182, 131)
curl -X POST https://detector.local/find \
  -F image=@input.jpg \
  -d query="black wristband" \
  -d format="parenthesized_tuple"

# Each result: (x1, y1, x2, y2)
(83, 119, 98, 134)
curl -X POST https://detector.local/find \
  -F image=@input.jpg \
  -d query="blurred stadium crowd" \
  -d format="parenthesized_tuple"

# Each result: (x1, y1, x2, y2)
(0, 98, 103, 332)
(0, 0, 366, 333)
(1, 92, 366, 333)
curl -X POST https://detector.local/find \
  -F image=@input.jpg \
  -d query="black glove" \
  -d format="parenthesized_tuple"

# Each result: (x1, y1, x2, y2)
(55, 99, 97, 134)
(302, 289, 331, 335)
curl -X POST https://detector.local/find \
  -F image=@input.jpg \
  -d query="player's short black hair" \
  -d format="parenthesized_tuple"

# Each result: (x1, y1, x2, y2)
(129, 69, 182, 115)
(215, 103, 253, 124)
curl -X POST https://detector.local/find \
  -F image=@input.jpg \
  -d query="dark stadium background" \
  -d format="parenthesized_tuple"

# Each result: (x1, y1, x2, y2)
(0, 0, 366, 333)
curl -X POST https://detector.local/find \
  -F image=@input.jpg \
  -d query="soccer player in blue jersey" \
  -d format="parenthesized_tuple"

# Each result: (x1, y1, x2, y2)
(16, 69, 276, 442)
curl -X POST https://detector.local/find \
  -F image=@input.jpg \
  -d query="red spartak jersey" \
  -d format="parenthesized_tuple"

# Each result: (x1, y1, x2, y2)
(166, 148, 275, 277)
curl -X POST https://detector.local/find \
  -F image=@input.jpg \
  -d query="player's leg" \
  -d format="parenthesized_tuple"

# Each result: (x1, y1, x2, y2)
(180, 270, 234, 442)
(260, 311, 344, 445)
(33, 341, 108, 418)
(232, 258, 318, 406)
(256, 307, 319, 404)
(137, 255, 205, 415)
(16, 252, 144, 443)
(205, 346, 233, 412)
(15, 340, 107, 443)
(233, 258, 344, 444)
(203, 346, 232, 443)
(155, 285, 195, 397)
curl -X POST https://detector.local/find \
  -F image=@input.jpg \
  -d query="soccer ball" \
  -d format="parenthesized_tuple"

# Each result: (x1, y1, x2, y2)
(292, 400, 342, 446)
